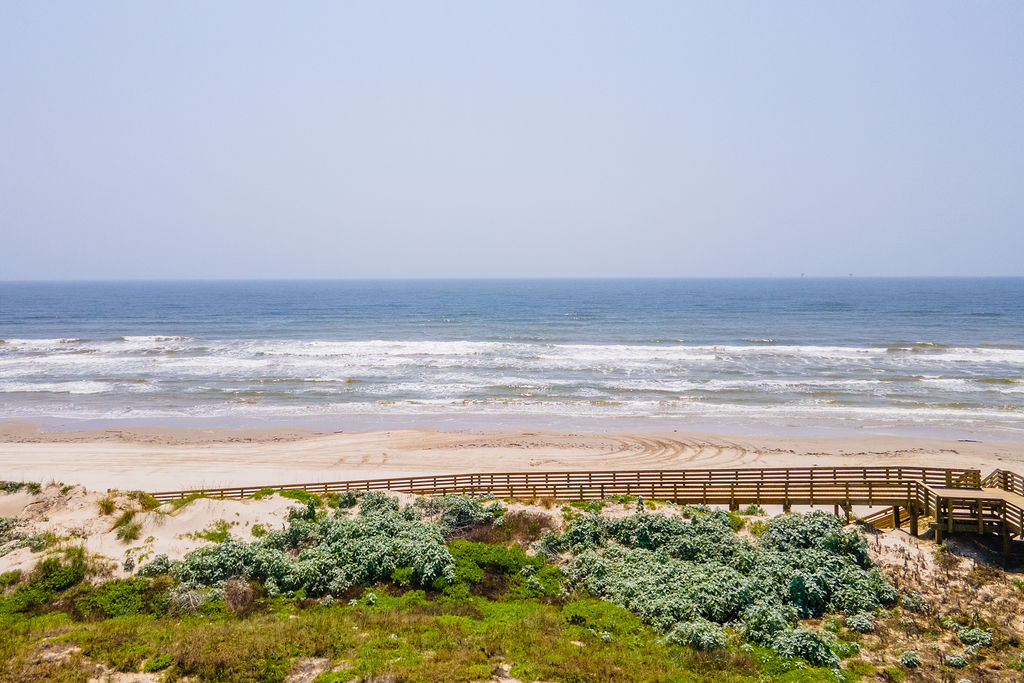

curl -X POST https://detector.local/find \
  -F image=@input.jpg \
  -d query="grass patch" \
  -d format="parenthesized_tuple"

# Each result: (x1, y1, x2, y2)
(130, 491, 162, 511)
(0, 594, 850, 682)
(112, 511, 142, 543)
(191, 519, 232, 544)
(2, 481, 42, 495)
(167, 493, 207, 511)
(97, 497, 116, 515)
(0, 569, 22, 588)
(278, 489, 324, 507)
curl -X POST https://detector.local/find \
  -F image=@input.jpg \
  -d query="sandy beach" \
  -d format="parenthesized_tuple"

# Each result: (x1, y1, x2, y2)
(2, 420, 1022, 493)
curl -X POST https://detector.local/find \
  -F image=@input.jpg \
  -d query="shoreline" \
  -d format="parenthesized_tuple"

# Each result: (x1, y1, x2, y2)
(13, 409, 1024, 443)
(2, 419, 1023, 493)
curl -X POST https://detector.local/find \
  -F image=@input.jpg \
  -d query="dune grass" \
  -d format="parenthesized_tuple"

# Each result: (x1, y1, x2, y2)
(0, 593, 847, 683)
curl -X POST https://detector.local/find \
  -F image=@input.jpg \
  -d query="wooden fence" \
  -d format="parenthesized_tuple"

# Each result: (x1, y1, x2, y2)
(149, 465, 980, 507)
(148, 464, 1024, 549)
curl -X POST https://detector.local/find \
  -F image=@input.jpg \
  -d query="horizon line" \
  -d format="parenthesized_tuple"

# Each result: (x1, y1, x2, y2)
(2, 275, 1024, 284)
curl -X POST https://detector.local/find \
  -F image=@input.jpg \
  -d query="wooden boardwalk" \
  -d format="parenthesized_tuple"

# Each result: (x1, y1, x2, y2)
(148, 465, 1024, 553)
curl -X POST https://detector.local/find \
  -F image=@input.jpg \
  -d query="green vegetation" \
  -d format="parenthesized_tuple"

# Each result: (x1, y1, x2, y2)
(0, 491, 962, 681)
(0, 569, 22, 588)
(96, 497, 116, 515)
(190, 519, 233, 543)
(551, 509, 895, 666)
(2, 481, 42, 495)
(113, 510, 142, 543)
(1, 585, 848, 682)
(130, 491, 162, 511)
(1, 519, 57, 557)
(277, 489, 324, 507)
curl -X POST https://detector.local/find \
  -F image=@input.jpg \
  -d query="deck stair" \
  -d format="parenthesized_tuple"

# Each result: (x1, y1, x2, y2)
(861, 506, 915, 530)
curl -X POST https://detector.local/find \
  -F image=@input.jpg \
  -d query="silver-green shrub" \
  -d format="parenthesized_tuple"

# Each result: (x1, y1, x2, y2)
(172, 493, 454, 596)
(563, 510, 895, 664)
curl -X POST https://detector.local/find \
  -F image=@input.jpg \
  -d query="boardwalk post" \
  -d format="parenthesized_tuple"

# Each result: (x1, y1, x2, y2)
(1001, 502, 1010, 559)
(935, 498, 944, 544)
(977, 501, 984, 535)
(892, 505, 901, 530)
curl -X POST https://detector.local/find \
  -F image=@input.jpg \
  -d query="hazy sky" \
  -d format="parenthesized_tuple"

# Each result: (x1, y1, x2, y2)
(1, 2, 1022, 279)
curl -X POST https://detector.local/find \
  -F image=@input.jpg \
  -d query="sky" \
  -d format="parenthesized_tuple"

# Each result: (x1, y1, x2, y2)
(1, 2, 1022, 280)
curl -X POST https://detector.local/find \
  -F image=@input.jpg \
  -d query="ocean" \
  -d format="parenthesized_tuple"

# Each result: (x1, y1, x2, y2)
(1, 279, 1022, 438)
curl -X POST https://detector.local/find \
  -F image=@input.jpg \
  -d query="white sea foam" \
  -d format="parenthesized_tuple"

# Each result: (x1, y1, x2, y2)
(2, 335, 1022, 431)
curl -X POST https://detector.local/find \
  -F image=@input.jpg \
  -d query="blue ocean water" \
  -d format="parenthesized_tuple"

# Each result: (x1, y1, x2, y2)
(1, 279, 1022, 437)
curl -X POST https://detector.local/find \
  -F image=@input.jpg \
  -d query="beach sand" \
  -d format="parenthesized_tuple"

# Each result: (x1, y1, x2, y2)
(2, 420, 1022, 492)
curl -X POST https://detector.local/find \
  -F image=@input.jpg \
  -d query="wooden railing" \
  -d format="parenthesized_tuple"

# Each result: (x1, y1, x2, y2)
(147, 464, 1024, 546)
(983, 469, 1024, 498)
(149, 465, 980, 506)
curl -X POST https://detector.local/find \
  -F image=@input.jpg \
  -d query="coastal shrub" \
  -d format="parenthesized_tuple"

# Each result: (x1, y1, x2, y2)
(0, 517, 18, 542)
(0, 547, 88, 614)
(137, 554, 172, 577)
(772, 628, 840, 668)
(562, 513, 606, 552)
(359, 490, 399, 515)
(417, 495, 504, 535)
(173, 492, 454, 596)
(435, 540, 561, 599)
(0, 569, 22, 588)
(740, 504, 766, 516)
(901, 591, 925, 611)
(143, 654, 174, 673)
(957, 627, 993, 647)
(741, 602, 798, 645)
(97, 497, 116, 515)
(533, 530, 565, 559)
(846, 611, 874, 633)
(76, 578, 148, 618)
(727, 511, 745, 531)
(25, 531, 56, 552)
(667, 618, 729, 650)
(333, 490, 360, 508)
(900, 650, 921, 668)
(561, 510, 894, 666)
(945, 652, 968, 668)
(251, 523, 267, 538)
(251, 487, 276, 500)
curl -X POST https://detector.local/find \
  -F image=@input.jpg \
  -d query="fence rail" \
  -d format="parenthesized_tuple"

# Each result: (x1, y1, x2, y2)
(149, 465, 981, 504)
(983, 469, 1024, 498)
(147, 464, 1024, 549)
